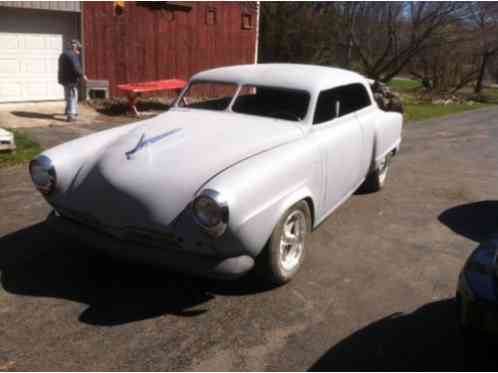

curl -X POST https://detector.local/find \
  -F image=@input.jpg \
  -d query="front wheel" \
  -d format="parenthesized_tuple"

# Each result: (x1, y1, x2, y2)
(256, 201, 311, 285)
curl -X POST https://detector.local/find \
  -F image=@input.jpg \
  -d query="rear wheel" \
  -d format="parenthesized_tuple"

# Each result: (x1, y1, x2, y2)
(257, 201, 311, 285)
(362, 153, 391, 192)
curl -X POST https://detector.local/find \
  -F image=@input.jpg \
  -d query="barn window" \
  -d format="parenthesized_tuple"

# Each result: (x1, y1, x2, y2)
(137, 2, 192, 12)
(206, 8, 217, 25)
(241, 13, 253, 30)
(114, 0, 124, 16)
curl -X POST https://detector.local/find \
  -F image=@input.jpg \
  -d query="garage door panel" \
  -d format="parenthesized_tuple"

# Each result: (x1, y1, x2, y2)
(22, 58, 47, 74)
(0, 34, 19, 49)
(0, 8, 78, 103)
(0, 83, 22, 101)
(48, 84, 64, 98)
(46, 58, 59, 73)
(24, 83, 49, 98)
(47, 35, 63, 50)
(24, 35, 48, 50)
(0, 32, 64, 102)
(0, 59, 19, 74)
(0, 80, 64, 102)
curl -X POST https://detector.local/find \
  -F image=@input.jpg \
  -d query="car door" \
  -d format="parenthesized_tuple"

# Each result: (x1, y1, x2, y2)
(309, 85, 364, 216)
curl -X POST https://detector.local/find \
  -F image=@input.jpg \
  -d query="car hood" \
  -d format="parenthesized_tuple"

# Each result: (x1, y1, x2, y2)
(55, 109, 303, 229)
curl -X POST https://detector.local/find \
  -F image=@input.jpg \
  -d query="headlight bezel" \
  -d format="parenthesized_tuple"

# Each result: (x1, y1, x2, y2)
(29, 155, 57, 195)
(192, 189, 229, 237)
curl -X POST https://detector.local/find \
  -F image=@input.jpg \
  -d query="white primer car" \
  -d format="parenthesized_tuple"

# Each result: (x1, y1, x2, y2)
(30, 64, 402, 284)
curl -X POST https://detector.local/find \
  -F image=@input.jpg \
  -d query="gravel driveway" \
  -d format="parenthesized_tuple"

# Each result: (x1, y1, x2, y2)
(1, 108, 498, 370)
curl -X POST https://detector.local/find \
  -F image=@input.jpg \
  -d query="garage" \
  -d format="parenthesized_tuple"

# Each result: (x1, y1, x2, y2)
(0, 3, 80, 103)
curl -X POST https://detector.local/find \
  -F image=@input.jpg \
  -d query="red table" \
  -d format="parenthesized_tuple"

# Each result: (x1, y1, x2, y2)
(117, 79, 187, 116)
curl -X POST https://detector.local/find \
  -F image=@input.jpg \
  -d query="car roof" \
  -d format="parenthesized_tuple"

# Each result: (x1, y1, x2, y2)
(191, 63, 368, 93)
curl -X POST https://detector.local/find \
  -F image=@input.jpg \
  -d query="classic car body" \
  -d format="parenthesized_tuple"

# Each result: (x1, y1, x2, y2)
(30, 64, 403, 283)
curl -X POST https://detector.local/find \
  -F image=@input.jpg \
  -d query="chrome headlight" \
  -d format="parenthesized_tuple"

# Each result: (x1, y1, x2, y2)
(29, 155, 56, 195)
(192, 189, 228, 237)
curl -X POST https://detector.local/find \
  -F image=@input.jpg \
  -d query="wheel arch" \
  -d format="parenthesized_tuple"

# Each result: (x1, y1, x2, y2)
(303, 196, 315, 229)
(200, 138, 321, 257)
(256, 186, 316, 255)
(276, 187, 316, 231)
(226, 185, 317, 258)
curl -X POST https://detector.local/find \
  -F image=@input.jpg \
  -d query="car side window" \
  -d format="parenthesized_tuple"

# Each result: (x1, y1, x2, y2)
(313, 88, 340, 125)
(313, 83, 371, 125)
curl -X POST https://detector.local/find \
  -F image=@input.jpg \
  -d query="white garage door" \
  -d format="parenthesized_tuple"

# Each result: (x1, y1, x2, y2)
(0, 32, 64, 102)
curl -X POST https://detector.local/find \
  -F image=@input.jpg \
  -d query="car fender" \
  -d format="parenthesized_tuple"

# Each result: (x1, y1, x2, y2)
(230, 182, 316, 257)
(202, 138, 321, 258)
(40, 121, 142, 197)
(372, 111, 402, 168)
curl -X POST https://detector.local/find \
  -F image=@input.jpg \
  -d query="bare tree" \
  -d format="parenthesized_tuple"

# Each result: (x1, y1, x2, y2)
(259, 3, 331, 64)
(334, 2, 467, 82)
(408, 18, 480, 92)
(259, 1, 498, 93)
(466, 2, 498, 93)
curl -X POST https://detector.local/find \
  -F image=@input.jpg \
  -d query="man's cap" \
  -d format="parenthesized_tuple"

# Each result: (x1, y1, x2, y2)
(71, 39, 82, 49)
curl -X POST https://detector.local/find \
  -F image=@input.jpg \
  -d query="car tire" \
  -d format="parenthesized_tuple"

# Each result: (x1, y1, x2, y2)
(361, 153, 391, 192)
(257, 200, 311, 285)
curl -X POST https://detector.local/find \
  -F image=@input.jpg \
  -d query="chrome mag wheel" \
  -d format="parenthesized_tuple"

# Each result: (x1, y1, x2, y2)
(279, 209, 306, 272)
(378, 156, 390, 185)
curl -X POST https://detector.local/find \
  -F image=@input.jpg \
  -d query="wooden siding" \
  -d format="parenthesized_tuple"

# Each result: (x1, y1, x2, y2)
(83, 2, 258, 97)
(0, 1, 80, 12)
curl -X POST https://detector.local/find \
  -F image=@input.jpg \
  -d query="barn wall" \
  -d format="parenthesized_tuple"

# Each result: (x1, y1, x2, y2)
(83, 2, 258, 97)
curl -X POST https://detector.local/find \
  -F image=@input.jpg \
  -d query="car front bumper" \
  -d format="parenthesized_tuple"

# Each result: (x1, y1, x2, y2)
(457, 240, 498, 335)
(45, 212, 255, 280)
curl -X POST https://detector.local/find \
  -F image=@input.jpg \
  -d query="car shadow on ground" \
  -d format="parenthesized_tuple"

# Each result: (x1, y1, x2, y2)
(438, 200, 498, 243)
(11, 111, 67, 122)
(309, 201, 498, 371)
(0, 221, 276, 326)
(309, 298, 497, 371)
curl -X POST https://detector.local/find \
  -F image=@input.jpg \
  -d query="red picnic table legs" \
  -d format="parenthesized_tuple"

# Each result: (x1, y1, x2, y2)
(125, 88, 184, 117)
(119, 79, 188, 117)
(126, 92, 140, 117)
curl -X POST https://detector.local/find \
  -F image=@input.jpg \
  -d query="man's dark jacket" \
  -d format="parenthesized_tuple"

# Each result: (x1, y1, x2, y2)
(58, 49, 83, 86)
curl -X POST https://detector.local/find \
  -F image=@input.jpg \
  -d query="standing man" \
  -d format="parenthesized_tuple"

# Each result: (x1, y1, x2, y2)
(58, 39, 87, 122)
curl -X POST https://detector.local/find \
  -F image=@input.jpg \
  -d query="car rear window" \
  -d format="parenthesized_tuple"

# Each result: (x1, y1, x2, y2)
(232, 86, 310, 122)
(314, 83, 371, 124)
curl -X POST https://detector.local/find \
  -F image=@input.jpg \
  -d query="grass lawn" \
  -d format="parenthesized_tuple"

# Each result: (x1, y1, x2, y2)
(387, 79, 422, 93)
(403, 101, 489, 122)
(0, 130, 42, 169)
(388, 78, 498, 122)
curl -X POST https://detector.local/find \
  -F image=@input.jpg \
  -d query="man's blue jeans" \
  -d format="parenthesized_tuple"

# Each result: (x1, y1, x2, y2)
(64, 85, 78, 118)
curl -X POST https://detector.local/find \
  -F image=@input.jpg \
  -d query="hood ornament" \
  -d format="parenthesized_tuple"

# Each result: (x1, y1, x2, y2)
(126, 128, 182, 159)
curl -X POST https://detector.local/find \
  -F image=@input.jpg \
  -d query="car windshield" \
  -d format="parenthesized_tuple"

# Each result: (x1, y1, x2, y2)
(176, 82, 310, 121)
(177, 81, 238, 111)
(231, 85, 309, 121)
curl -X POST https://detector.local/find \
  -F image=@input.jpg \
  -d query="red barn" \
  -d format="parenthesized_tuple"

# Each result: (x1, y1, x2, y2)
(82, 1, 259, 97)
